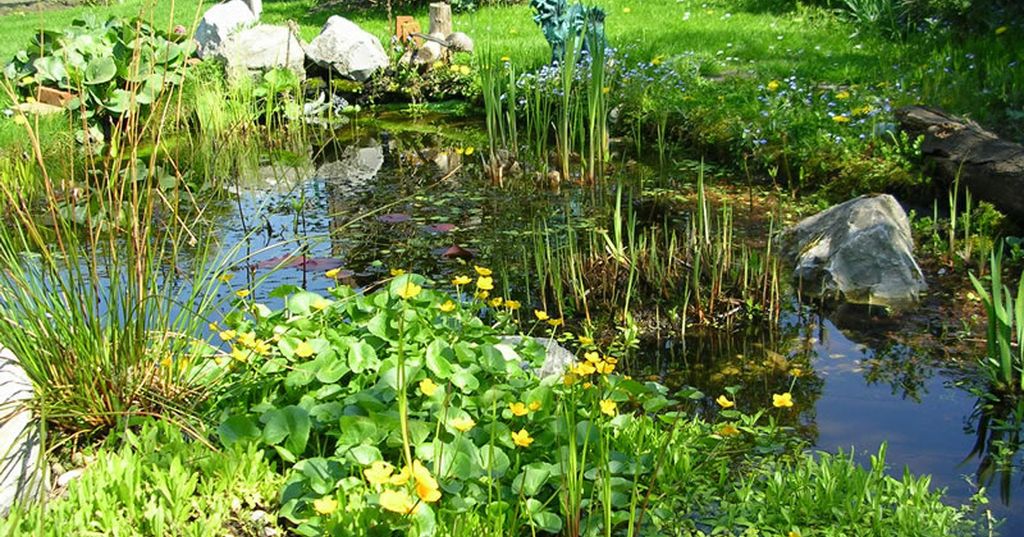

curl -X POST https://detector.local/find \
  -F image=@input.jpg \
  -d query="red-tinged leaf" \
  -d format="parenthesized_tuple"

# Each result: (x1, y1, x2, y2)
(439, 245, 474, 259)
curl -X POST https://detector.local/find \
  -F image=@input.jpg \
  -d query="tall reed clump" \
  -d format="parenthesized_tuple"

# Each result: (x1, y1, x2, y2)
(521, 166, 781, 333)
(0, 40, 233, 440)
(969, 247, 1024, 395)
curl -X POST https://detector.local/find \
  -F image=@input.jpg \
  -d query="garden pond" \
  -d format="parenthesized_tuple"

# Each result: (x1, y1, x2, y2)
(197, 123, 1023, 533)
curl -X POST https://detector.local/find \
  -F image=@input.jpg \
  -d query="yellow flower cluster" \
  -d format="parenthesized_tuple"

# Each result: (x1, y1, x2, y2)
(229, 331, 272, 363)
(363, 460, 442, 514)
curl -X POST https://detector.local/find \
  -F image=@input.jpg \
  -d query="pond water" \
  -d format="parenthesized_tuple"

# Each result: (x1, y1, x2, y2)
(209, 128, 1022, 533)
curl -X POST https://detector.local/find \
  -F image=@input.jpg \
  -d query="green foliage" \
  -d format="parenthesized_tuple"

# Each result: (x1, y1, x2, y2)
(0, 419, 283, 536)
(209, 272, 679, 535)
(4, 14, 193, 127)
(969, 248, 1024, 395)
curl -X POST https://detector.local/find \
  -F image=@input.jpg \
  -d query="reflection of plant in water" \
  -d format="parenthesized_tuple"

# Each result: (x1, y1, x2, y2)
(962, 396, 1024, 506)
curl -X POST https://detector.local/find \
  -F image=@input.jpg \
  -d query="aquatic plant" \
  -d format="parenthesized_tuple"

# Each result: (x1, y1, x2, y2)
(529, 0, 606, 63)
(969, 248, 1024, 395)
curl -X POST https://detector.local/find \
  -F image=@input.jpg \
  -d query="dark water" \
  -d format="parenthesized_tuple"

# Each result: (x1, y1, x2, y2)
(209, 130, 1022, 533)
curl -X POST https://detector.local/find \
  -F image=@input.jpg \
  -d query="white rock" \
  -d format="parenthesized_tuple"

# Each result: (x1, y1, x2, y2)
(778, 194, 926, 307)
(194, 0, 257, 59)
(56, 468, 83, 488)
(498, 336, 576, 378)
(446, 32, 474, 53)
(415, 41, 443, 64)
(306, 16, 389, 82)
(216, 24, 306, 80)
(0, 347, 45, 514)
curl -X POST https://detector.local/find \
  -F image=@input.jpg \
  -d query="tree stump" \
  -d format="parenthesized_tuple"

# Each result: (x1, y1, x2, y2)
(896, 105, 1024, 221)
(428, 3, 452, 37)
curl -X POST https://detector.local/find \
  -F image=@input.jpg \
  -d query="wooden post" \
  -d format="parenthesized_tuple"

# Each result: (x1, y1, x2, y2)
(428, 2, 452, 37)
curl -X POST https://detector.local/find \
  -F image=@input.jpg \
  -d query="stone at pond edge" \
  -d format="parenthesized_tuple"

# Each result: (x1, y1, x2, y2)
(194, 0, 258, 59)
(778, 194, 925, 308)
(497, 336, 576, 379)
(215, 24, 305, 81)
(0, 347, 45, 515)
(306, 16, 389, 83)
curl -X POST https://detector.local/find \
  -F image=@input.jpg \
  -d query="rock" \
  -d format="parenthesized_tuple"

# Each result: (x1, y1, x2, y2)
(497, 336, 576, 378)
(306, 16, 389, 82)
(415, 41, 444, 64)
(778, 194, 926, 307)
(446, 32, 474, 53)
(896, 105, 1024, 221)
(194, 0, 257, 59)
(56, 468, 83, 488)
(215, 24, 305, 80)
(0, 347, 45, 514)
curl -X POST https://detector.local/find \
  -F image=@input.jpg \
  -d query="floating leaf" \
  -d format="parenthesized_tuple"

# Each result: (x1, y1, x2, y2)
(440, 245, 474, 259)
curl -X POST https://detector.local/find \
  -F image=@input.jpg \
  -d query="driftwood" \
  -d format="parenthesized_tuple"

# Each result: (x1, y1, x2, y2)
(896, 105, 1024, 220)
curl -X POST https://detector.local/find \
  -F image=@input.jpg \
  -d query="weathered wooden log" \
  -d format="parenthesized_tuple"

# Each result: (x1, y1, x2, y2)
(896, 105, 1024, 220)
(428, 2, 453, 37)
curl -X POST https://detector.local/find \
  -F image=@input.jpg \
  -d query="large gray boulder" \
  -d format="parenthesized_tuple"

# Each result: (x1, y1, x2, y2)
(194, 0, 257, 59)
(497, 336, 576, 378)
(0, 347, 45, 514)
(778, 194, 926, 307)
(216, 24, 306, 80)
(306, 16, 389, 82)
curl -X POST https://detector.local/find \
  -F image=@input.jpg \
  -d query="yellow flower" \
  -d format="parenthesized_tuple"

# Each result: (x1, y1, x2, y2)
(546, 318, 564, 327)
(420, 378, 439, 396)
(397, 281, 423, 299)
(295, 340, 315, 358)
(773, 392, 794, 408)
(604, 356, 618, 365)
(504, 300, 521, 310)
(439, 300, 456, 313)
(390, 268, 406, 276)
(788, 531, 801, 537)
(599, 399, 617, 416)
(252, 339, 272, 355)
(853, 105, 874, 117)
(325, 268, 341, 278)
(584, 351, 600, 363)
(528, 401, 541, 412)
(464, 146, 475, 155)
(595, 360, 615, 375)
(312, 297, 331, 311)
(651, 54, 665, 66)
(995, 25, 1008, 35)
(501, 55, 511, 62)
(231, 347, 250, 363)
(835, 90, 850, 100)
(237, 332, 257, 347)
(489, 297, 504, 308)
(767, 80, 780, 92)
(411, 460, 441, 502)
(379, 488, 419, 514)
(622, 6, 631, 13)
(235, 289, 251, 299)
(219, 329, 237, 341)
(459, 65, 471, 76)
(452, 275, 472, 286)
(790, 367, 804, 377)
(160, 355, 172, 369)
(476, 276, 494, 291)
(218, 273, 234, 283)
(716, 395, 735, 409)
(562, 372, 578, 386)
(475, 290, 490, 300)
(364, 460, 395, 485)
(451, 416, 476, 432)
(602, 86, 610, 94)
(574, 362, 596, 376)
(313, 496, 338, 515)
(511, 428, 534, 447)
(534, 310, 549, 321)
(578, 335, 594, 346)
(832, 114, 850, 123)
(718, 423, 740, 437)
(509, 402, 529, 416)
(208, 322, 220, 331)
(389, 465, 411, 485)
